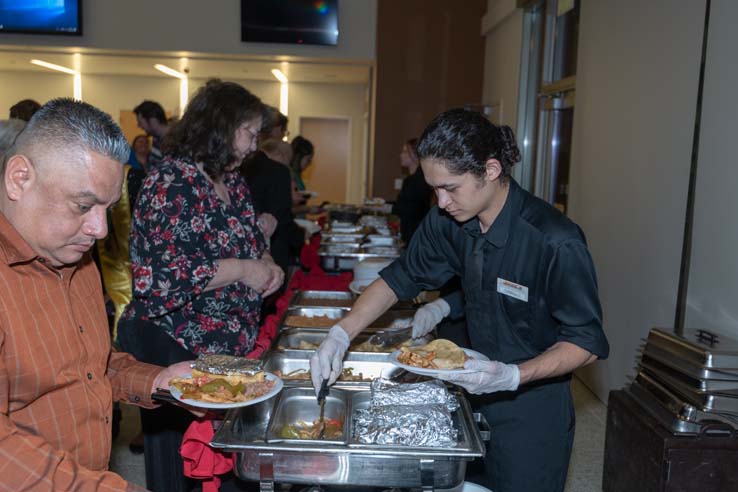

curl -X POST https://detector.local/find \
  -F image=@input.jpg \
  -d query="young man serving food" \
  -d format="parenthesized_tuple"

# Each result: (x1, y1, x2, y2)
(310, 108, 609, 492)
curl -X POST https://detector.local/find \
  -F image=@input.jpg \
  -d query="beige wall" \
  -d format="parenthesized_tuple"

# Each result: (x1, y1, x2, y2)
(481, 0, 522, 128)
(569, 0, 705, 401)
(0, 71, 72, 116)
(372, 0, 487, 200)
(684, 0, 738, 338)
(290, 82, 369, 204)
(0, 0, 377, 61)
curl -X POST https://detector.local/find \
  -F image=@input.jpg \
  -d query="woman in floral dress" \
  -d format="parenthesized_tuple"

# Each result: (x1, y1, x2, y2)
(118, 79, 284, 492)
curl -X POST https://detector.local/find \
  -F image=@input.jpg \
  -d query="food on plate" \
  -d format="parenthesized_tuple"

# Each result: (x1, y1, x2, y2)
(272, 367, 367, 382)
(284, 314, 338, 328)
(397, 339, 468, 370)
(279, 418, 343, 440)
(169, 369, 275, 403)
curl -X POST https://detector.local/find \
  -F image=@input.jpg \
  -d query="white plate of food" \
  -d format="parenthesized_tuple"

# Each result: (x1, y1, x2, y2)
(389, 339, 489, 376)
(169, 371, 283, 409)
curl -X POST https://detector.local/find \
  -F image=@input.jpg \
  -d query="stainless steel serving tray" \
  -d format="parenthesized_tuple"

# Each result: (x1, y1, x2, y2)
(643, 343, 738, 380)
(280, 307, 415, 332)
(321, 233, 366, 244)
(647, 327, 738, 369)
(640, 364, 738, 414)
(272, 327, 429, 356)
(290, 290, 354, 308)
(363, 235, 401, 247)
(641, 354, 738, 392)
(629, 372, 738, 433)
(266, 387, 349, 445)
(263, 350, 401, 386)
(211, 388, 488, 489)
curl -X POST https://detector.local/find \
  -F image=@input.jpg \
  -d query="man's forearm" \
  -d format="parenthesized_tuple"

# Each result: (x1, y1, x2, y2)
(338, 278, 397, 338)
(517, 341, 597, 385)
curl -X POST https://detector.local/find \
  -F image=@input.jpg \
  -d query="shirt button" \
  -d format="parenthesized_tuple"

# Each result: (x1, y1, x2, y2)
(105, 416, 109, 424)
(38, 258, 45, 263)
(79, 326, 84, 333)
(133, 396, 141, 402)
(87, 373, 93, 380)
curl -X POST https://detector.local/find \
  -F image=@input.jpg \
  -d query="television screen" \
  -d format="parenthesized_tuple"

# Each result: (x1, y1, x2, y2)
(242, 0, 338, 46)
(0, 0, 82, 36)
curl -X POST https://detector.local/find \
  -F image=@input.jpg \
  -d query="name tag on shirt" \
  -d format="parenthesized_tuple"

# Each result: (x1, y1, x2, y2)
(497, 278, 529, 302)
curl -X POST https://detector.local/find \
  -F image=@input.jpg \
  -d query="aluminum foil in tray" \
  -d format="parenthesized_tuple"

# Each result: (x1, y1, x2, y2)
(351, 378, 460, 447)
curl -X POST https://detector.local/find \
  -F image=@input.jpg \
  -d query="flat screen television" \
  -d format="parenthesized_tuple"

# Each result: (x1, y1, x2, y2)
(241, 0, 338, 46)
(0, 0, 82, 36)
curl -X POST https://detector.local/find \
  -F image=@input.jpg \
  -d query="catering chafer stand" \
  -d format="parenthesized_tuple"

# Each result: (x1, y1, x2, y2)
(211, 384, 489, 491)
(603, 328, 738, 492)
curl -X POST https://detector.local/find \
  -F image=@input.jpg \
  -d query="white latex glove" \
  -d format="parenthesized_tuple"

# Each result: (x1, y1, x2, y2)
(412, 298, 450, 338)
(310, 324, 351, 394)
(436, 359, 520, 394)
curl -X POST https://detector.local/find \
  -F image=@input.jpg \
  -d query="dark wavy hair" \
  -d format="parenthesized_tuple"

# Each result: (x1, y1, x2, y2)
(163, 79, 265, 179)
(416, 108, 521, 183)
(290, 135, 314, 174)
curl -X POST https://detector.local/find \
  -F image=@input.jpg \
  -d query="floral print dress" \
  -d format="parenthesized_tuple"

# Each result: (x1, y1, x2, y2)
(121, 156, 266, 356)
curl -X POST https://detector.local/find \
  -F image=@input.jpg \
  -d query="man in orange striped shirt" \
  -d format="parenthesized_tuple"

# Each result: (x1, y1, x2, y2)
(0, 98, 192, 491)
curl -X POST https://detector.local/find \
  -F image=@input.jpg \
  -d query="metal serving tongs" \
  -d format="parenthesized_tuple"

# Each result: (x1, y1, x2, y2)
(317, 379, 329, 440)
(367, 325, 414, 349)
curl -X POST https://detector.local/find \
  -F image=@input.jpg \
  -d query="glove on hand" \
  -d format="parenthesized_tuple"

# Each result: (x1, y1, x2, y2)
(309, 324, 350, 394)
(411, 298, 450, 338)
(436, 359, 520, 394)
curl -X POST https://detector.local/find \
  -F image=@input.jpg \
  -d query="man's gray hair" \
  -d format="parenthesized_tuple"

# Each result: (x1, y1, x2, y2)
(8, 98, 129, 171)
(0, 119, 26, 165)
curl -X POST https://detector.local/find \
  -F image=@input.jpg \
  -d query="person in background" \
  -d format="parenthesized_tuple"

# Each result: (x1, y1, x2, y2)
(9, 98, 41, 121)
(310, 108, 609, 492)
(289, 135, 314, 192)
(260, 105, 288, 141)
(392, 138, 434, 243)
(0, 119, 25, 159)
(133, 100, 169, 170)
(242, 138, 305, 281)
(127, 134, 151, 173)
(0, 98, 192, 492)
(118, 80, 284, 492)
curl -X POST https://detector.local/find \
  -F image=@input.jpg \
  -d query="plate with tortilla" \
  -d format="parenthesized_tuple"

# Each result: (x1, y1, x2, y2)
(389, 339, 489, 376)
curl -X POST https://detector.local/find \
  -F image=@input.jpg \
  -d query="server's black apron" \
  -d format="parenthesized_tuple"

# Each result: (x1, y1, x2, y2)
(462, 236, 575, 492)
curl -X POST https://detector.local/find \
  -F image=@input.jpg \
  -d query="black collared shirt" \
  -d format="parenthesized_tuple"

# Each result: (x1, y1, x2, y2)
(381, 179, 609, 360)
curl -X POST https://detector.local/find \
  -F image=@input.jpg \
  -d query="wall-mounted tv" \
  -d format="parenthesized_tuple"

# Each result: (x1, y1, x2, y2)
(0, 0, 82, 36)
(241, 0, 338, 46)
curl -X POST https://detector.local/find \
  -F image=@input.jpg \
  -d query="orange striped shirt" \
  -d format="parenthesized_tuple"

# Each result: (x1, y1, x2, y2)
(0, 212, 161, 491)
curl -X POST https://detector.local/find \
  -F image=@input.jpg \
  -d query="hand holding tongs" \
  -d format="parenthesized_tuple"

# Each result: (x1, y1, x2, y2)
(317, 378, 329, 440)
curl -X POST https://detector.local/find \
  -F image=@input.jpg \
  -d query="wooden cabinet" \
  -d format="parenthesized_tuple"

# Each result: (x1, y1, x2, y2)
(603, 390, 738, 492)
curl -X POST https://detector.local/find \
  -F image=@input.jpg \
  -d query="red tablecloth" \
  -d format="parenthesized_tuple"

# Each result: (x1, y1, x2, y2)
(182, 233, 352, 489)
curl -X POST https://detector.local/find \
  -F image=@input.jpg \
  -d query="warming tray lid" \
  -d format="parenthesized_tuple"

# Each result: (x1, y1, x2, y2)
(647, 328, 738, 369)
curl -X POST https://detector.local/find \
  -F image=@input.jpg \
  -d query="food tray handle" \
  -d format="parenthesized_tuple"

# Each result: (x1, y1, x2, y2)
(474, 412, 491, 441)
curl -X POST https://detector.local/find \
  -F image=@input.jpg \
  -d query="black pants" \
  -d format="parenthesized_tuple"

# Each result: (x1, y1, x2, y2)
(470, 379, 575, 492)
(118, 318, 198, 492)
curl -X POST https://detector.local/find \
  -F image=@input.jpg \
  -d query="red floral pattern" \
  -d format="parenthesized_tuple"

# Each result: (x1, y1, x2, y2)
(121, 157, 266, 356)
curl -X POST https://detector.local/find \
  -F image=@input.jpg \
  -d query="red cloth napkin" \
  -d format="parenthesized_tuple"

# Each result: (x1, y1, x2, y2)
(180, 420, 235, 492)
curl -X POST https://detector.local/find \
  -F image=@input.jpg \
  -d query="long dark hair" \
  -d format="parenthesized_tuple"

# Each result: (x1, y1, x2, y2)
(290, 135, 314, 175)
(417, 108, 521, 182)
(163, 79, 264, 179)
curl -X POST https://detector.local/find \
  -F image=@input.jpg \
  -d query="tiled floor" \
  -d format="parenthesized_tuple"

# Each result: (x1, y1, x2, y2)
(110, 377, 608, 491)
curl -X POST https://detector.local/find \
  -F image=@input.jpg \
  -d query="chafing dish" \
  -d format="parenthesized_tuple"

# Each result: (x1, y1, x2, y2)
(263, 350, 400, 386)
(271, 327, 428, 356)
(211, 387, 489, 490)
(321, 233, 366, 244)
(290, 290, 354, 308)
(364, 234, 401, 247)
(318, 245, 401, 271)
(280, 307, 414, 331)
